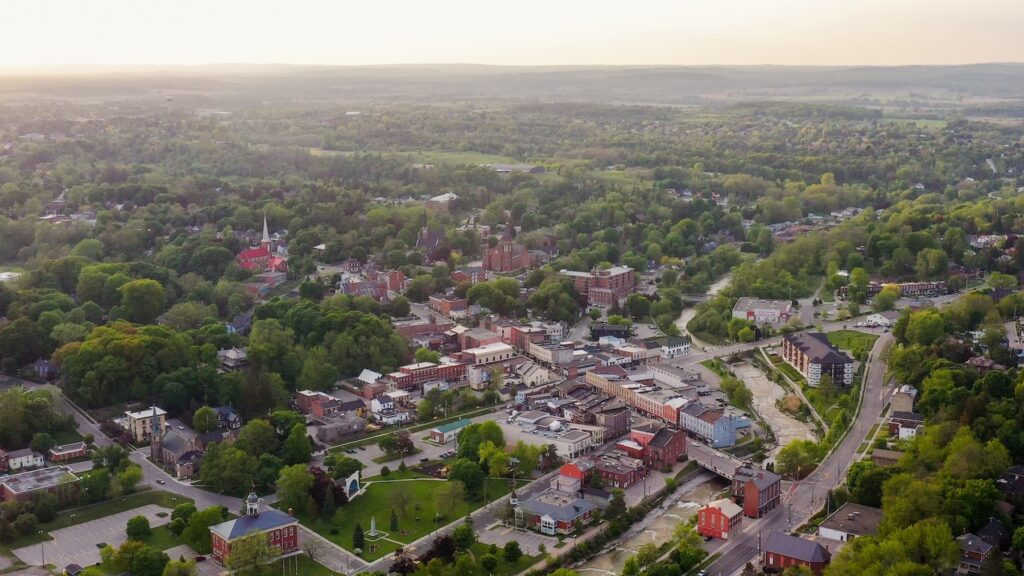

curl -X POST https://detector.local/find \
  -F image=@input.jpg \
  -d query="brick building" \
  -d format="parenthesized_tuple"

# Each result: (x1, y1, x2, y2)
(697, 499, 743, 540)
(561, 266, 636, 307)
(484, 228, 533, 272)
(210, 492, 299, 566)
(781, 333, 854, 387)
(384, 361, 466, 390)
(0, 466, 80, 505)
(733, 466, 782, 518)
(763, 532, 831, 574)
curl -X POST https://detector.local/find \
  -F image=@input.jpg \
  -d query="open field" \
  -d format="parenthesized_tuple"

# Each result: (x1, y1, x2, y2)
(403, 150, 517, 165)
(828, 330, 879, 358)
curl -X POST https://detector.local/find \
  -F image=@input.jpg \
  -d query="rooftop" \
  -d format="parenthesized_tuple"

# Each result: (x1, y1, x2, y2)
(520, 490, 596, 522)
(784, 332, 852, 364)
(733, 297, 793, 312)
(818, 502, 882, 538)
(209, 509, 297, 541)
(764, 532, 830, 563)
(1, 466, 79, 494)
(433, 418, 472, 434)
(705, 498, 742, 518)
(125, 406, 167, 420)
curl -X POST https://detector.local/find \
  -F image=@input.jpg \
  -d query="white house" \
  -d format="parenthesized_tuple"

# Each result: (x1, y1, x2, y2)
(863, 311, 900, 327)
(7, 448, 45, 470)
(731, 298, 793, 326)
(375, 411, 410, 426)
(370, 394, 395, 414)
(656, 336, 691, 359)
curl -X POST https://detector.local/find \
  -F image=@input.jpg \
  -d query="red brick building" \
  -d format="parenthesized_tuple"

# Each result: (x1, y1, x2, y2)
(484, 229, 533, 272)
(385, 361, 466, 390)
(561, 266, 636, 307)
(210, 492, 299, 566)
(510, 325, 547, 350)
(428, 296, 470, 318)
(593, 451, 647, 489)
(47, 442, 88, 463)
(763, 532, 830, 574)
(452, 267, 487, 284)
(645, 427, 687, 468)
(733, 466, 782, 518)
(697, 499, 743, 540)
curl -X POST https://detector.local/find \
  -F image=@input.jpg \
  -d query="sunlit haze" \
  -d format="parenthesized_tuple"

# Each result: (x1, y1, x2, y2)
(3, 0, 1024, 68)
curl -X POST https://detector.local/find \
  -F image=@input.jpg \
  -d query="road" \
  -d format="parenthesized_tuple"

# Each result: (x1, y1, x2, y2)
(702, 331, 894, 576)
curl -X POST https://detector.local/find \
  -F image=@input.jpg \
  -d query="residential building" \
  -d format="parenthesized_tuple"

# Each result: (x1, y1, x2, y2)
(561, 266, 636, 307)
(452, 267, 487, 284)
(384, 361, 466, 390)
(119, 406, 167, 444)
(0, 466, 80, 505)
(732, 298, 793, 326)
(889, 411, 924, 439)
(644, 427, 687, 468)
(781, 333, 854, 387)
(734, 466, 782, 518)
(763, 532, 831, 574)
(214, 406, 242, 430)
(956, 533, 995, 575)
(210, 492, 299, 566)
(429, 419, 471, 444)
(217, 347, 249, 371)
(863, 310, 899, 327)
(890, 385, 917, 413)
(679, 402, 738, 448)
(697, 499, 743, 540)
(315, 413, 366, 443)
(48, 442, 88, 463)
(654, 336, 691, 359)
(7, 448, 45, 470)
(870, 449, 903, 467)
(817, 503, 882, 542)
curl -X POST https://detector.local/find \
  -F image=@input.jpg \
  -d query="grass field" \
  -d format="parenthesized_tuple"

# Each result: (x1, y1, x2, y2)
(138, 524, 182, 551)
(827, 330, 879, 358)
(328, 406, 499, 453)
(52, 428, 85, 446)
(285, 478, 522, 561)
(591, 169, 656, 189)
(775, 361, 806, 385)
(269, 554, 338, 576)
(372, 448, 422, 464)
(885, 118, 948, 129)
(404, 150, 517, 165)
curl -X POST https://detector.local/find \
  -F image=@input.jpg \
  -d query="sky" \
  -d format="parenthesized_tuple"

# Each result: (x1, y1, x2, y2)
(3, 0, 1024, 68)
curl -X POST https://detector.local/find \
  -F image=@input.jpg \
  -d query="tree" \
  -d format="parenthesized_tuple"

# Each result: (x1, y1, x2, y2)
(448, 459, 485, 498)
(183, 506, 227, 554)
(281, 423, 312, 465)
(607, 489, 626, 519)
(481, 554, 499, 572)
(171, 503, 196, 524)
(905, 309, 946, 347)
(321, 487, 336, 519)
(453, 522, 476, 551)
(775, 439, 821, 479)
(503, 540, 523, 563)
(119, 279, 166, 324)
(435, 480, 467, 515)
(326, 454, 363, 480)
(13, 513, 37, 535)
(129, 545, 169, 576)
(30, 432, 54, 454)
(162, 559, 198, 576)
(225, 532, 273, 576)
(192, 406, 218, 434)
(32, 493, 56, 523)
(126, 515, 152, 541)
(415, 347, 441, 364)
(236, 419, 279, 457)
(79, 468, 112, 503)
(873, 286, 899, 312)
(277, 464, 314, 514)
(297, 346, 340, 391)
(118, 464, 144, 494)
(92, 444, 130, 472)
(353, 521, 365, 551)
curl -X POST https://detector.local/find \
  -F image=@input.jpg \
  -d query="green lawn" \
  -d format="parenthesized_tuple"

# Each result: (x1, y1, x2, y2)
(776, 361, 806, 385)
(591, 169, 656, 189)
(404, 150, 517, 165)
(139, 524, 182, 551)
(469, 542, 541, 576)
(52, 428, 85, 445)
(328, 406, 499, 452)
(363, 469, 428, 482)
(372, 448, 422, 464)
(269, 554, 338, 576)
(284, 478, 521, 561)
(827, 330, 879, 358)
(7, 490, 191, 548)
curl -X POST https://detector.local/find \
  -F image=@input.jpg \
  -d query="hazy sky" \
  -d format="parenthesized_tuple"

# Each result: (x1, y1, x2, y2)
(3, 0, 1023, 67)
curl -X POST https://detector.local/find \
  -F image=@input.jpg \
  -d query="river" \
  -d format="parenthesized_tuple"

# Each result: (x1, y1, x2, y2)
(675, 273, 732, 349)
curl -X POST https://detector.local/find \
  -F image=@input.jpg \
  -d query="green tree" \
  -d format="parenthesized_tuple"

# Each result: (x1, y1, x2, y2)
(126, 515, 152, 541)
(503, 540, 523, 563)
(453, 522, 477, 551)
(297, 346, 340, 391)
(281, 423, 312, 465)
(448, 459, 485, 498)
(775, 439, 821, 479)
(162, 559, 198, 576)
(905, 309, 946, 346)
(119, 279, 166, 324)
(415, 347, 441, 364)
(353, 521, 365, 551)
(183, 506, 227, 554)
(79, 468, 112, 503)
(481, 554, 499, 572)
(130, 545, 169, 576)
(236, 419, 279, 457)
(29, 432, 54, 453)
(118, 464, 144, 494)
(192, 406, 218, 434)
(225, 533, 273, 576)
(873, 286, 899, 312)
(276, 464, 314, 514)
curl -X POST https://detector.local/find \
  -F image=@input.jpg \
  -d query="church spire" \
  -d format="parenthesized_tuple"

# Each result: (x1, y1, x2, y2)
(261, 213, 271, 250)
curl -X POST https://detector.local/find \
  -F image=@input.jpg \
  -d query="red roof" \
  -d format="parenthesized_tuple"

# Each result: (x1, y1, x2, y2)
(559, 463, 586, 480)
(238, 247, 270, 259)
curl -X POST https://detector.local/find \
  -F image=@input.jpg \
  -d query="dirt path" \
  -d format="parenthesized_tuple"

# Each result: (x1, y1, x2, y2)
(731, 362, 817, 462)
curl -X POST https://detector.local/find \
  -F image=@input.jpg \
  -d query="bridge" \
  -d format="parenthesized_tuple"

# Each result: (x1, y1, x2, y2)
(686, 441, 748, 481)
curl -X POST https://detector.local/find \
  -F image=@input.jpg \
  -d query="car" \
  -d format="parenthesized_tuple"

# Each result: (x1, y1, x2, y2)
(420, 457, 430, 463)
(358, 446, 366, 451)
(697, 571, 707, 576)
(195, 556, 206, 562)
(177, 425, 185, 430)
(156, 479, 166, 485)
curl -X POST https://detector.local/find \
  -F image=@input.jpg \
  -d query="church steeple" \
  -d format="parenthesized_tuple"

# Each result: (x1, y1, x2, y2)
(260, 214, 271, 250)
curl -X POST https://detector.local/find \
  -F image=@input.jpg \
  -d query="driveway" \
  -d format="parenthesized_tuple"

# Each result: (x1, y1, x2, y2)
(13, 504, 172, 568)
(731, 362, 817, 462)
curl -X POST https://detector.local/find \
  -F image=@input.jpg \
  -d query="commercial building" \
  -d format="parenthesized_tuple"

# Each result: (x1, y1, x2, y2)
(6, 448, 44, 470)
(210, 492, 299, 566)
(428, 296, 472, 319)
(732, 298, 793, 326)
(697, 499, 743, 540)
(452, 267, 487, 284)
(561, 266, 636, 307)
(461, 342, 516, 365)
(679, 403, 739, 448)
(429, 419, 471, 444)
(384, 361, 466, 390)
(817, 503, 882, 542)
(733, 466, 782, 518)
(527, 341, 574, 365)
(0, 466, 80, 505)
(763, 532, 831, 574)
(781, 333, 854, 387)
(654, 336, 691, 359)
(48, 442, 88, 463)
(515, 490, 597, 536)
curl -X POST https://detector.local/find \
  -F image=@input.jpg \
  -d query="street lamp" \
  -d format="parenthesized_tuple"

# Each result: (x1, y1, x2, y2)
(433, 512, 441, 535)
(38, 531, 44, 567)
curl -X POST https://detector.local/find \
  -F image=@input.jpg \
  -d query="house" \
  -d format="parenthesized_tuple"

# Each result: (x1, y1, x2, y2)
(863, 310, 899, 327)
(515, 491, 596, 535)
(426, 192, 459, 212)
(732, 298, 793, 326)
(0, 466, 80, 505)
(654, 336, 691, 359)
(176, 450, 203, 480)
(429, 419, 471, 444)
(217, 347, 249, 371)
(48, 442, 88, 463)
(733, 466, 782, 518)
(551, 461, 592, 493)
(7, 448, 45, 470)
(697, 499, 743, 540)
(966, 356, 1006, 374)
(29, 358, 59, 381)
(817, 502, 882, 542)
(977, 517, 1011, 551)
(870, 448, 903, 467)
(227, 311, 253, 335)
(416, 228, 448, 261)
(214, 406, 242, 430)
(644, 427, 687, 468)
(889, 411, 924, 439)
(781, 333, 854, 387)
(956, 533, 995, 575)
(890, 385, 917, 413)
(763, 532, 831, 574)
(428, 296, 471, 318)
(679, 402, 738, 448)
(210, 492, 299, 566)
(452, 267, 487, 284)
(371, 394, 395, 414)
(593, 451, 647, 489)
(118, 406, 167, 444)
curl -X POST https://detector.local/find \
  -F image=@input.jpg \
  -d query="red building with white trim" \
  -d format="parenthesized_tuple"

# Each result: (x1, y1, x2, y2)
(697, 499, 743, 540)
(210, 491, 298, 566)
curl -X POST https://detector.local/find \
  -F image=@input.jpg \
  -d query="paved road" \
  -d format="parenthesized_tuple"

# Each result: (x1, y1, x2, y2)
(702, 332, 894, 576)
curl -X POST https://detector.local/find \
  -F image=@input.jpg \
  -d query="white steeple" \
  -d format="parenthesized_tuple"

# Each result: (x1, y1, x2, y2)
(260, 213, 271, 249)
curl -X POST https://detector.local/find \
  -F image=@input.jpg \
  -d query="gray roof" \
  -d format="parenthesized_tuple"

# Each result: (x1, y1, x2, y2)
(7, 448, 40, 459)
(160, 431, 189, 455)
(958, 533, 994, 556)
(818, 502, 882, 537)
(209, 509, 297, 541)
(765, 532, 830, 563)
(518, 496, 596, 522)
(784, 332, 852, 365)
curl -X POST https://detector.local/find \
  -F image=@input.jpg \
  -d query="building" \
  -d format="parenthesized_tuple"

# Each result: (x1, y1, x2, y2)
(679, 403, 738, 448)
(871, 448, 903, 467)
(0, 450, 7, 473)
(697, 499, 743, 540)
(235, 216, 288, 273)
(645, 427, 687, 468)
(593, 451, 647, 489)
(119, 406, 167, 444)
(461, 342, 516, 365)
(484, 228, 533, 272)
(384, 361, 466, 390)
(561, 267, 636, 307)
(210, 491, 299, 566)
(48, 442, 88, 463)
(452, 267, 487, 284)
(315, 413, 366, 443)
(763, 532, 831, 574)
(217, 347, 249, 371)
(781, 333, 854, 387)
(428, 296, 472, 319)
(214, 406, 242, 430)
(0, 466, 80, 505)
(863, 310, 900, 327)
(817, 503, 882, 542)
(732, 298, 793, 326)
(426, 192, 459, 212)
(490, 163, 544, 174)
(515, 491, 597, 535)
(889, 411, 924, 439)
(890, 385, 917, 413)
(155, 431, 194, 475)
(589, 323, 630, 340)
(654, 336, 691, 359)
(527, 342, 574, 365)
(429, 419, 471, 444)
(956, 533, 995, 575)
(6, 448, 45, 470)
(734, 466, 782, 518)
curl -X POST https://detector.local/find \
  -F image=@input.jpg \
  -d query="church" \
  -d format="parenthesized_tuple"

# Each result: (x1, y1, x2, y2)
(236, 215, 288, 273)
(209, 490, 300, 565)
